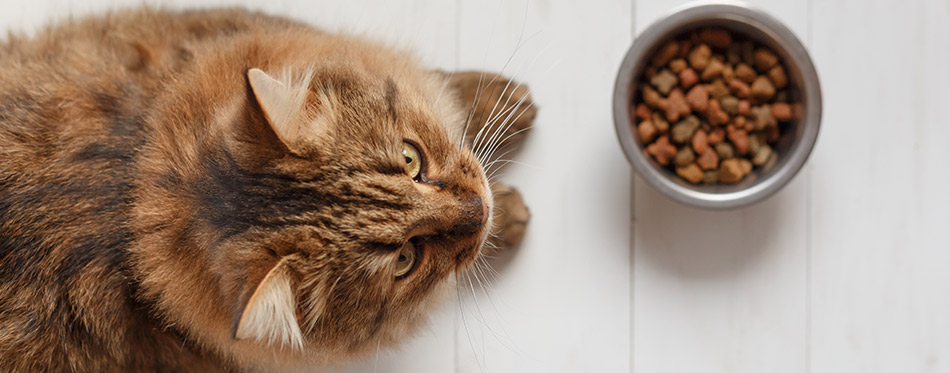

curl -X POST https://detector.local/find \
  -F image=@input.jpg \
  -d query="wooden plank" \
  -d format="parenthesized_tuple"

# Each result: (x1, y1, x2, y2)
(454, 0, 633, 371)
(631, 1, 810, 372)
(808, 0, 950, 371)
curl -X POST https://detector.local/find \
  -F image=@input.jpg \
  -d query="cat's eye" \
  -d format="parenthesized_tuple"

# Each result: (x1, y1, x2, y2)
(394, 242, 417, 278)
(401, 142, 422, 180)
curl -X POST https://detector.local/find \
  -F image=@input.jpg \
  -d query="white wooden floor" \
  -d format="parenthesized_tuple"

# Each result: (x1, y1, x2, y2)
(6, 0, 950, 372)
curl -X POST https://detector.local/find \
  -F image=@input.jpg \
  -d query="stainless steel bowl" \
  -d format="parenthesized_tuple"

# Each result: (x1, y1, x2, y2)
(613, 1, 821, 209)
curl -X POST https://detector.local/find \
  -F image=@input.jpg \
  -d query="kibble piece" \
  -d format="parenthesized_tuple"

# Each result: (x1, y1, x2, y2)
(719, 96, 739, 115)
(703, 170, 720, 184)
(706, 99, 729, 126)
(652, 41, 680, 67)
(738, 158, 753, 174)
(647, 135, 677, 165)
(634, 103, 652, 120)
(721, 64, 735, 83)
(762, 152, 778, 171)
(678, 40, 693, 58)
(751, 76, 776, 100)
(727, 125, 750, 155)
(692, 129, 708, 154)
(651, 113, 670, 133)
(771, 102, 792, 121)
(637, 120, 657, 143)
(651, 69, 679, 95)
(706, 79, 730, 99)
(737, 100, 751, 116)
(728, 79, 751, 98)
(750, 105, 777, 130)
(642, 85, 662, 107)
(768, 65, 788, 89)
(748, 133, 762, 154)
(766, 124, 780, 143)
(658, 88, 690, 122)
(701, 58, 725, 81)
(688, 44, 712, 70)
(708, 128, 725, 145)
(719, 158, 744, 183)
(696, 147, 720, 170)
(753, 144, 773, 166)
(753, 48, 779, 71)
(669, 58, 688, 74)
(676, 163, 705, 184)
(679, 68, 699, 89)
(685, 85, 709, 112)
(740, 41, 755, 65)
(671, 115, 700, 144)
(715, 142, 734, 159)
(698, 28, 732, 49)
(734, 63, 756, 83)
(674, 146, 696, 167)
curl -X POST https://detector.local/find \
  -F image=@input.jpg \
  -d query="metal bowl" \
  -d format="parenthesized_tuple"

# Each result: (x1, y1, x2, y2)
(613, 1, 821, 209)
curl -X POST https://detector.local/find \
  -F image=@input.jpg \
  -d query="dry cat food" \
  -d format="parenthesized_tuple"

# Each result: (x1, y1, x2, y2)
(632, 27, 801, 185)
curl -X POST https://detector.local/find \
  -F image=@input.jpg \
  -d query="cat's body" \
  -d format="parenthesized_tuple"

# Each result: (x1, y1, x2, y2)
(0, 8, 533, 371)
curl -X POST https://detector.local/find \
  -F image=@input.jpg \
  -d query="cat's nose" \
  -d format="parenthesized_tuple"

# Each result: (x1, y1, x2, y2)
(449, 195, 487, 237)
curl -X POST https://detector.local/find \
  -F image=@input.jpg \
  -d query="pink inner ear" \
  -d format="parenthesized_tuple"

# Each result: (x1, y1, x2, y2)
(246, 68, 315, 153)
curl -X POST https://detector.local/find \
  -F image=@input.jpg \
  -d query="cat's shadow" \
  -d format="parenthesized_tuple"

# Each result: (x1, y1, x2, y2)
(632, 175, 803, 279)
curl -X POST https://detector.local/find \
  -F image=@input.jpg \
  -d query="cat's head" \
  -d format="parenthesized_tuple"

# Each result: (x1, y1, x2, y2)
(134, 37, 491, 366)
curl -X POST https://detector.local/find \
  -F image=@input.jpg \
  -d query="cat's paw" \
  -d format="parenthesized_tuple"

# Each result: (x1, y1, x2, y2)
(447, 71, 537, 155)
(487, 183, 530, 250)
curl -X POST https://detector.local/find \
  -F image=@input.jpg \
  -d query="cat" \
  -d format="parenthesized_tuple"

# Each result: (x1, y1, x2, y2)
(0, 7, 534, 371)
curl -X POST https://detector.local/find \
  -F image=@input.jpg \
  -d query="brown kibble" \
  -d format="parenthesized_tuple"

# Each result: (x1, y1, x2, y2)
(737, 100, 751, 116)
(721, 64, 735, 83)
(644, 66, 657, 80)
(753, 144, 773, 166)
(687, 44, 712, 70)
(674, 146, 696, 167)
(651, 113, 669, 133)
(701, 58, 724, 81)
(647, 135, 677, 166)
(728, 79, 751, 98)
(679, 68, 699, 89)
(715, 142, 734, 159)
(634, 103, 652, 120)
(750, 104, 776, 130)
(658, 88, 690, 122)
(637, 120, 657, 143)
(727, 125, 749, 155)
(719, 96, 739, 115)
(676, 163, 704, 184)
(734, 63, 756, 83)
(706, 99, 729, 126)
(708, 128, 725, 145)
(698, 28, 732, 49)
(738, 158, 753, 174)
(771, 102, 792, 121)
(651, 69, 679, 95)
(754, 48, 779, 71)
(685, 85, 709, 112)
(719, 158, 744, 183)
(641, 85, 661, 108)
(766, 125, 780, 143)
(768, 65, 788, 89)
(706, 79, 729, 99)
(671, 115, 700, 144)
(696, 147, 720, 170)
(670, 58, 688, 74)
(678, 39, 693, 58)
(751, 76, 776, 100)
(652, 41, 680, 67)
(703, 170, 719, 184)
(749, 133, 763, 154)
(692, 129, 708, 154)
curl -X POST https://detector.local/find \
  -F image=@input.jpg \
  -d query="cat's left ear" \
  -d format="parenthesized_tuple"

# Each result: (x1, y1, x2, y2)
(247, 68, 320, 154)
(233, 255, 304, 350)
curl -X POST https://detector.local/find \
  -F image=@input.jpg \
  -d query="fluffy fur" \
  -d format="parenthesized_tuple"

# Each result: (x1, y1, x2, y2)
(0, 7, 534, 371)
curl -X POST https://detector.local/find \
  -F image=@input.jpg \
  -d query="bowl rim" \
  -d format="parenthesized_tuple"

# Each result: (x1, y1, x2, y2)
(612, 0, 822, 210)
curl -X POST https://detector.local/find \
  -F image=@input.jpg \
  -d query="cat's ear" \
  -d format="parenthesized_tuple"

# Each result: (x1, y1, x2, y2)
(233, 255, 304, 350)
(247, 68, 318, 153)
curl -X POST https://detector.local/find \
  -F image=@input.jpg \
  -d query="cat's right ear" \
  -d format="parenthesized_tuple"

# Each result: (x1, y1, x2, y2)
(247, 68, 319, 154)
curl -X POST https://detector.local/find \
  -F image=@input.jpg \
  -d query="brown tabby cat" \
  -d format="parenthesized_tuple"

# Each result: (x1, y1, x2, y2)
(0, 7, 534, 371)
